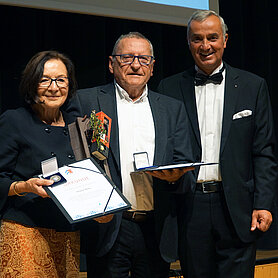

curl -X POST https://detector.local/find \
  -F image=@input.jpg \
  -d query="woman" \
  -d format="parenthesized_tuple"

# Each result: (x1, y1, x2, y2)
(0, 51, 79, 277)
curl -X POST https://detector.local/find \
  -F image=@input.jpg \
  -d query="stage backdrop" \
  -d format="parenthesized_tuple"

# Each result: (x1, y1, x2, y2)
(0, 0, 277, 249)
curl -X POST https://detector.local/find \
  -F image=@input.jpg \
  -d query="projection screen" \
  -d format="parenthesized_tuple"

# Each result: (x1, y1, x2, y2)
(0, 0, 219, 26)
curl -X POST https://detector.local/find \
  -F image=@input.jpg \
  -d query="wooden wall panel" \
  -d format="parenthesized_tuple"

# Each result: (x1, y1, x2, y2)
(255, 263, 278, 278)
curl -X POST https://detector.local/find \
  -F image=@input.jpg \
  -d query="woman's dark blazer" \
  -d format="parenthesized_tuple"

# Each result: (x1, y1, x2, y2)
(0, 106, 77, 231)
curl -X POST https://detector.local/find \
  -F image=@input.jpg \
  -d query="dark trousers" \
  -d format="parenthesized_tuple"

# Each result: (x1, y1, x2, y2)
(178, 191, 256, 278)
(87, 217, 170, 278)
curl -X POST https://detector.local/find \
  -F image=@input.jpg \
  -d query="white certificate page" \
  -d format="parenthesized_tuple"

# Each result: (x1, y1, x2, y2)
(46, 159, 130, 222)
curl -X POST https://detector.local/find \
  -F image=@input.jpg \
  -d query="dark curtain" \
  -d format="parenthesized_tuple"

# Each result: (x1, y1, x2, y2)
(0, 1, 277, 249)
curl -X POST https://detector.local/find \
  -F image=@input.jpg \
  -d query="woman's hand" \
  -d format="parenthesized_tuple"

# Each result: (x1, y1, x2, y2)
(94, 214, 114, 223)
(9, 178, 54, 198)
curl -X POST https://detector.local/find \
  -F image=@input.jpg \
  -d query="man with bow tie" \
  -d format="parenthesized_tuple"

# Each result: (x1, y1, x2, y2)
(158, 10, 277, 278)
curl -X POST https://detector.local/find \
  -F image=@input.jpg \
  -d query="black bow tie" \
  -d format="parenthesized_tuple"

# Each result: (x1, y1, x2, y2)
(195, 68, 224, 86)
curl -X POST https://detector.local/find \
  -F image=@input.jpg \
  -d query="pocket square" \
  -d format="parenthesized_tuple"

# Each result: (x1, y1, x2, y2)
(232, 110, 252, 120)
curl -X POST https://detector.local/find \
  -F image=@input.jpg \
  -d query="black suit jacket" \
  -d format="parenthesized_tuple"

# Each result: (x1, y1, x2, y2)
(0, 106, 77, 231)
(66, 83, 194, 261)
(158, 62, 277, 243)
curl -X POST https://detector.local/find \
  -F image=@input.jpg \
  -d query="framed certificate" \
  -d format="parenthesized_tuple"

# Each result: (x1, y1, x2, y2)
(43, 158, 131, 224)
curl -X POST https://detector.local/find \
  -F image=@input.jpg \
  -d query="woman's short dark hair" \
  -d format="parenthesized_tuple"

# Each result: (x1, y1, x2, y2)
(20, 50, 77, 104)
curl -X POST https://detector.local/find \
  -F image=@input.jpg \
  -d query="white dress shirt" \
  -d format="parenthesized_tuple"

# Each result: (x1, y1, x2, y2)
(195, 63, 225, 182)
(115, 82, 155, 209)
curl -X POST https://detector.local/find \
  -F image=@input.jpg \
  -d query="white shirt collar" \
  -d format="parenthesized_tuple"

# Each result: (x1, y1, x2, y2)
(114, 80, 148, 103)
(195, 62, 224, 76)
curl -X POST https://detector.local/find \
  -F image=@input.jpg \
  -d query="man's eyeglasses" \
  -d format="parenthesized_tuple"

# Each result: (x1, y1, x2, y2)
(112, 54, 154, 65)
(38, 77, 69, 88)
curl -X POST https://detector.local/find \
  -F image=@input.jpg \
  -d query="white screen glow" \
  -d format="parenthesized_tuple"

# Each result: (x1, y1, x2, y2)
(138, 0, 209, 10)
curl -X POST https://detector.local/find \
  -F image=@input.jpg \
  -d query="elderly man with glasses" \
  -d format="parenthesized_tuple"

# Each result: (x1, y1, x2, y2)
(66, 32, 194, 278)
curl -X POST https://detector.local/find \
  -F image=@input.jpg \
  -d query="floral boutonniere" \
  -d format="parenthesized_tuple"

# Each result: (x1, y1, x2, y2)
(86, 110, 111, 160)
